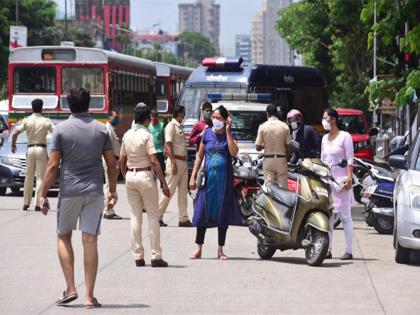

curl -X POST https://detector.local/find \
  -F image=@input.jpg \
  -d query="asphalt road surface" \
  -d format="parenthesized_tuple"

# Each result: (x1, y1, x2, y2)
(1, 184, 419, 314)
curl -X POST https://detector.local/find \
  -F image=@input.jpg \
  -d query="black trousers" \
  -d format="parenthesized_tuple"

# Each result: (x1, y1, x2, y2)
(195, 227, 227, 246)
(156, 152, 165, 173)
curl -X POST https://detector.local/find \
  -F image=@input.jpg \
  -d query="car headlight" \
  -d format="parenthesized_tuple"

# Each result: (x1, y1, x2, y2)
(410, 186, 420, 210)
(0, 157, 21, 167)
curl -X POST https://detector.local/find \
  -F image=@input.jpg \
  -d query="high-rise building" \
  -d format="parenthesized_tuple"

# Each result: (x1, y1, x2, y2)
(251, 0, 294, 65)
(235, 35, 252, 64)
(178, 0, 220, 52)
(75, 0, 130, 51)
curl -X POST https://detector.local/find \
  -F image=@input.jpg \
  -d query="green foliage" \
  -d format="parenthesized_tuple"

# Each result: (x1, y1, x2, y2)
(0, 0, 58, 90)
(178, 32, 216, 66)
(277, 0, 371, 110)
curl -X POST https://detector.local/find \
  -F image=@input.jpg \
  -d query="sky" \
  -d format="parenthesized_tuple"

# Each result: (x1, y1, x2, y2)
(56, 0, 263, 56)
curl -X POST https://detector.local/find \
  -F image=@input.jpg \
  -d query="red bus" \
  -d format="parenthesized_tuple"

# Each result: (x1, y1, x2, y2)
(8, 46, 192, 136)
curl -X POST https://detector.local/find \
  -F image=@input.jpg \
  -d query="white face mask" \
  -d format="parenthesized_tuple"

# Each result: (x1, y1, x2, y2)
(322, 119, 331, 131)
(291, 122, 299, 130)
(212, 118, 225, 130)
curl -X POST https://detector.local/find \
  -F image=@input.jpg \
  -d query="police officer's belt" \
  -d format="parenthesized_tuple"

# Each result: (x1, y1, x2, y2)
(264, 154, 286, 158)
(128, 167, 152, 172)
(174, 155, 187, 161)
(28, 144, 47, 148)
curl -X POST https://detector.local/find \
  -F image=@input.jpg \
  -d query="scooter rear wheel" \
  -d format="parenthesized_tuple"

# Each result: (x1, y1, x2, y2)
(304, 227, 329, 266)
(373, 216, 394, 234)
(257, 243, 276, 260)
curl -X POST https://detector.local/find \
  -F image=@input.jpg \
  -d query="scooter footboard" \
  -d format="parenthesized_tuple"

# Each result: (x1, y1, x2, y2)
(305, 212, 330, 233)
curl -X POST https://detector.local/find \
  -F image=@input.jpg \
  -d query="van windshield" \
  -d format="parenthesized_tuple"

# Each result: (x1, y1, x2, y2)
(230, 111, 267, 141)
(178, 86, 247, 119)
(341, 115, 366, 134)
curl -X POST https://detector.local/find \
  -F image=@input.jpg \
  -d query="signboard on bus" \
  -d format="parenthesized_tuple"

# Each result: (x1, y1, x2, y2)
(9, 26, 27, 49)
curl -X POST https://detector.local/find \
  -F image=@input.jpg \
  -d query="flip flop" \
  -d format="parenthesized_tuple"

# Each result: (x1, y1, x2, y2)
(56, 291, 78, 305)
(85, 297, 102, 309)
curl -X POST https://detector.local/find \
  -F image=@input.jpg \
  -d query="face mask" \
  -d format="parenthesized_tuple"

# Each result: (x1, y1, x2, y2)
(322, 119, 331, 131)
(203, 111, 212, 120)
(110, 117, 119, 126)
(212, 118, 225, 130)
(291, 122, 299, 130)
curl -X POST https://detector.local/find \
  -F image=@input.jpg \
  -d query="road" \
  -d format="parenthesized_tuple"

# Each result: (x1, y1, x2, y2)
(1, 184, 419, 314)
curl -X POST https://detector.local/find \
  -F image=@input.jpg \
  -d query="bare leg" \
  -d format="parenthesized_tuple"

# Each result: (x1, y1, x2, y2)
(57, 232, 77, 295)
(82, 232, 98, 305)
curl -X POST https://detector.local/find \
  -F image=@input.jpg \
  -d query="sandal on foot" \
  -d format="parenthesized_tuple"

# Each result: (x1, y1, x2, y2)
(56, 291, 78, 305)
(218, 255, 228, 260)
(85, 297, 102, 309)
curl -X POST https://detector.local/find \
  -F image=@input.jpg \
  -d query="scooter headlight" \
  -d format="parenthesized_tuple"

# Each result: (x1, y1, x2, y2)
(410, 186, 420, 210)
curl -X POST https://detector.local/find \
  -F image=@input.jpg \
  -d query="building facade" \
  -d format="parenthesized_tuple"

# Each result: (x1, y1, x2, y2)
(251, 0, 295, 65)
(178, 0, 220, 52)
(235, 35, 252, 64)
(75, 0, 130, 51)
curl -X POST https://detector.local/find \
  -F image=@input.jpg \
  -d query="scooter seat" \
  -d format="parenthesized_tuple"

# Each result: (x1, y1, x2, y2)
(266, 181, 297, 208)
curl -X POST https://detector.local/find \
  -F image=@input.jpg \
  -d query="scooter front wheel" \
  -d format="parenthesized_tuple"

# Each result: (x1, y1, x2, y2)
(304, 227, 329, 266)
(257, 243, 276, 260)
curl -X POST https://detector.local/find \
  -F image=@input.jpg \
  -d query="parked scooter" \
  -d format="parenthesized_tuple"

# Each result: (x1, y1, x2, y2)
(357, 159, 396, 234)
(249, 143, 348, 266)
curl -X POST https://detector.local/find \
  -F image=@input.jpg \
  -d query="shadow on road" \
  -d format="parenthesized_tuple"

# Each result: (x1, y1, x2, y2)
(227, 256, 353, 267)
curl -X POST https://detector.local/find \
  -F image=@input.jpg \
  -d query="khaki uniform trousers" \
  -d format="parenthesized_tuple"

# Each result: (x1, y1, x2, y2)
(24, 147, 48, 207)
(158, 158, 189, 222)
(103, 157, 119, 215)
(126, 170, 162, 260)
(263, 158, 288, 188)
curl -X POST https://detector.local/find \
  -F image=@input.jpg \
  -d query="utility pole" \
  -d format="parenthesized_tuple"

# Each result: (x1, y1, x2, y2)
(64, 0, 68, 41)
(15, 0, 19, 25)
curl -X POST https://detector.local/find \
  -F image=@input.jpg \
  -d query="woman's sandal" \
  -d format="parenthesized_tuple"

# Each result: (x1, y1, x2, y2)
(85, 297, 102, 309)
(218, 254, 228, 260)
(189, 252, 202, 259)
(56, 290, 78, 305)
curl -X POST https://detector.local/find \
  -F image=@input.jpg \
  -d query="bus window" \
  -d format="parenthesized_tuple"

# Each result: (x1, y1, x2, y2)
(177, 86, 247, 119)
(62, 67, 104, 94)
(14, 67, 56, 93)
(155, 78, 167, 97)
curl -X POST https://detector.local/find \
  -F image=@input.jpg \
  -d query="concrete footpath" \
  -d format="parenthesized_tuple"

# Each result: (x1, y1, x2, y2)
(0, 184, 419, 314)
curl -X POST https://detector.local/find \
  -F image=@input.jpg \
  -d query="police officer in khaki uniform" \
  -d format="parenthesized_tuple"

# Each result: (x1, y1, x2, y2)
(103, 110, 122, 220)
(256, 104, 291, 188)
(12, 99, 54, 211)
(120, 106, 171, 267)
(158, 106, 192, 227)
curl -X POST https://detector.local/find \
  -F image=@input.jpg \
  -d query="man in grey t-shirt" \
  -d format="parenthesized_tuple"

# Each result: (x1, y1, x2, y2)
(40, 88, 118, 308)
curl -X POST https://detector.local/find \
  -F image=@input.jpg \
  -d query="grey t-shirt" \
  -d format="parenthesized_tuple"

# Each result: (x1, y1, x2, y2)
(51, 113, 112, 197)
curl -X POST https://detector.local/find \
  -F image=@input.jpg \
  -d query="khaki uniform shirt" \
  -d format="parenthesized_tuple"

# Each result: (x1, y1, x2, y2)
(165, 118, 187, 157)
(255, 117, 291, 155)
(105, 122, 121, 158)
(120, 125, 156, 169)
(16, 113, 54, 145)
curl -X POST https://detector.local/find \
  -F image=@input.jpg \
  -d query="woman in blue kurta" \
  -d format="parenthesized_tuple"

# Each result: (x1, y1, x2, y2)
(189, 105, 242, 260)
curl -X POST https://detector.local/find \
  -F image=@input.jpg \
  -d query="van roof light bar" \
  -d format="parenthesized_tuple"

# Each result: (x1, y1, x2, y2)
(202, 57, 243, 68)
(207, 93, 272, 102)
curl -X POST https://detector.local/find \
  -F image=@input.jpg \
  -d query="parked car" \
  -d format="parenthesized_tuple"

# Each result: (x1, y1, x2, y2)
(337, 108, 375, 160)
(0, 121, 60, 196)
(388, 132, 420, 264)
(0, 114, 7, 147)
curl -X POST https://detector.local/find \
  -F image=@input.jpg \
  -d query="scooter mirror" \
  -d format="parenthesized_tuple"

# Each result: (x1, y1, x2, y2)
(290, 140, 301, 153)
(339, 159, 348, 168)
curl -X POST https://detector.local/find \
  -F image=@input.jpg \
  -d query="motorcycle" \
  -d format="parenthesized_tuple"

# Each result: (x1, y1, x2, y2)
(249, 151, 348, 266)
(359, 162, 396, 234)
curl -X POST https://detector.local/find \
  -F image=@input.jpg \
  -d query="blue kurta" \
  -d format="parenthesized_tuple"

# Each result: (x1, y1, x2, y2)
(192, 128, 242, 228)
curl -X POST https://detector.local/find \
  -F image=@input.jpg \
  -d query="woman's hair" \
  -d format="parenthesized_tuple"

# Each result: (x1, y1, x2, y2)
(216, 105, 229, 120)
(324, 108, 343, 130)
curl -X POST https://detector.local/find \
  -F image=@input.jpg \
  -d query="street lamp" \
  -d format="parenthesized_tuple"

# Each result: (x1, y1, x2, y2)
(109, 24, 137, 55)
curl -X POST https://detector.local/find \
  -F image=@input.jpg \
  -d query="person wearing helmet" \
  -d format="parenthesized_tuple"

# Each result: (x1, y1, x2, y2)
(286, 109, 320, 161)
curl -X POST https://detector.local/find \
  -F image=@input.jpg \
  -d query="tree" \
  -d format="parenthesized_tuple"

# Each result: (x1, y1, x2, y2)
(277, 0, 372, 110)
(178, 32, 216, 66)
(0, 0, 58, 92)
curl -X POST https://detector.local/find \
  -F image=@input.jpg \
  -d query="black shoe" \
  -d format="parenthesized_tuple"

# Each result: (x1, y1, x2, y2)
(23, 205, 29, 211)
(35, 206, 41, 212)
(179, 219, 192, 227)
(135, 259, 145, 267)
(340, 253, 353, 260)
(325, 251, 332, 259)
(159, 220, 168, 227)
(103, 213, 123, 220)
(151, 259, 168, 267)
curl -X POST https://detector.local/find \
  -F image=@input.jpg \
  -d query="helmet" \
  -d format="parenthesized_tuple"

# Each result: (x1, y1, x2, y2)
(286, 109, 303, 124)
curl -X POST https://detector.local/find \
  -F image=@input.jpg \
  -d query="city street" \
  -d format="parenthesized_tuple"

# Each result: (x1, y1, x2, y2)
(1, 183, 420, 315)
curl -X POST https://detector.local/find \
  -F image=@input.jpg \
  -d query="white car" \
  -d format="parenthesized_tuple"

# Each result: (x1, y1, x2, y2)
(389, 133, 420, 264)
